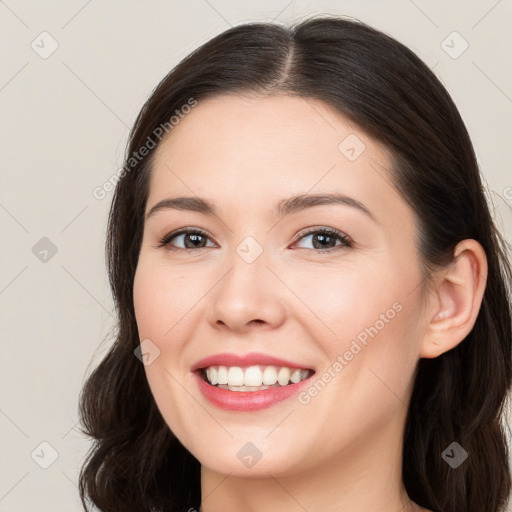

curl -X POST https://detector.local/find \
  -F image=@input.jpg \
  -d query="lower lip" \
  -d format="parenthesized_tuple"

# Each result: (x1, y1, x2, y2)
(194, 371, 312, 411)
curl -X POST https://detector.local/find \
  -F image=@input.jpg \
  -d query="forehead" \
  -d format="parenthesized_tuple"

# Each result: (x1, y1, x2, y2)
(153, 93, 384, 170)
(148, 94, 411, 229)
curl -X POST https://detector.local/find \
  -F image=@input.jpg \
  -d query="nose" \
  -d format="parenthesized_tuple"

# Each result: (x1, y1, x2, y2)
(206, 249, 287, 333)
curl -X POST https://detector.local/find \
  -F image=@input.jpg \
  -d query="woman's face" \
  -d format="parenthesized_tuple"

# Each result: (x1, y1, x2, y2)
(133, 94, 429, 477)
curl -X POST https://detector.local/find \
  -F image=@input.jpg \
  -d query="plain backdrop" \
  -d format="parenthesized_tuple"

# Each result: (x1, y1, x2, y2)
(1, 1, 511, 510)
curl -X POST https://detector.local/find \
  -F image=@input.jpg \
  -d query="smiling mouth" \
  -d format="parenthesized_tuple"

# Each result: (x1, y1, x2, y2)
(199, 365, 313, 392)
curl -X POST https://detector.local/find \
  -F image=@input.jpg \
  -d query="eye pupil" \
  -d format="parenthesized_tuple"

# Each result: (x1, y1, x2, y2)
(313, 233, 336, 249)
(185, 233, 206, 248)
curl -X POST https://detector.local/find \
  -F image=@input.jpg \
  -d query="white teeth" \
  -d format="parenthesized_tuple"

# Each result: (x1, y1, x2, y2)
(290, 369, 302, 384)
(217, 365, 228, 385)
(207, 367, 218, 385)
(227, 366, 244, 386)
(262, 366, 278, 385)
(203, 365, 310, 388)
(244, 366, 263, 386)
(277, 367, 291, 386)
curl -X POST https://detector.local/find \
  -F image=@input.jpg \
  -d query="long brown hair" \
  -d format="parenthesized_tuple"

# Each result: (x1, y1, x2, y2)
(78, 15, 512, 512)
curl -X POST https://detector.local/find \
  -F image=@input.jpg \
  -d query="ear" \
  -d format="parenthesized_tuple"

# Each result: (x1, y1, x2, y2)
(419, 239, 488, 359)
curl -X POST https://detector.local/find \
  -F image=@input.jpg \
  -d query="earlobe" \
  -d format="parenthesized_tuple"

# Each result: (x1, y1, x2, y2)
(419, 239, 488, 359)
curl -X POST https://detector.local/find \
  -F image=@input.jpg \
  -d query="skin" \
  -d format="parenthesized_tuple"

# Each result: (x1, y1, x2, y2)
(133, 94, 487, 512)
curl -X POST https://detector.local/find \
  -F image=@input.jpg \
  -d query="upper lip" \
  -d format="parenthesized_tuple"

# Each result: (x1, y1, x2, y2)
(191, 352, 314, 372)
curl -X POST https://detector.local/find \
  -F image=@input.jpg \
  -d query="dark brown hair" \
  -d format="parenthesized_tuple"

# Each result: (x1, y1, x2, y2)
(78, 15, 512, 512)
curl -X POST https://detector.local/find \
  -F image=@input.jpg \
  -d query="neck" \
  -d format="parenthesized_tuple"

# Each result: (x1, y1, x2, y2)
(199, 413, 419, 512)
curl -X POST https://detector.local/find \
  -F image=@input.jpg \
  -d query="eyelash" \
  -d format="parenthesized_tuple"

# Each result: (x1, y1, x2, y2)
(156, 226, 352, 253)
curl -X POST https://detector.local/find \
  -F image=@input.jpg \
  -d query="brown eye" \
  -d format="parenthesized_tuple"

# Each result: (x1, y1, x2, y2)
(294, 228, 352, 251)
(159, 229, 216, 250)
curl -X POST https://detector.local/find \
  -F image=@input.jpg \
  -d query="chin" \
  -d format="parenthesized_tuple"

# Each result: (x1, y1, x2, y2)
(183, 430, 315, 478)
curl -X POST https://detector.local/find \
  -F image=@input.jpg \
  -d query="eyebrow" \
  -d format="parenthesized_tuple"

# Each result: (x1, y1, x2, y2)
(145, 193, 375, 221)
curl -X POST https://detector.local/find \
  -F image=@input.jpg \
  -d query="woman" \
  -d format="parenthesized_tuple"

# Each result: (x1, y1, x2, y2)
(78, 15, 512, 512)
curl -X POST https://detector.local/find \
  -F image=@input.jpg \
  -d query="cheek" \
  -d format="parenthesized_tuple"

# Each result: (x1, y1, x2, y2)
(133, 268, 166, 339)
(286, 259, 412, 342)
(133, 262, 200, 442)
(133, 259, 203, 339)
(292, 255, 423, 388)
(327, 281, 423, 409)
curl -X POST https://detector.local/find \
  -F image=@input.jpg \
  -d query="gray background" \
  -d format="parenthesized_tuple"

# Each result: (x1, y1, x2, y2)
(1, 1, 511, 510)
